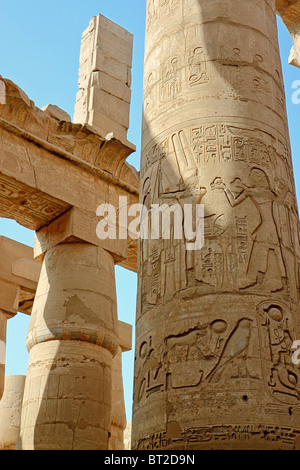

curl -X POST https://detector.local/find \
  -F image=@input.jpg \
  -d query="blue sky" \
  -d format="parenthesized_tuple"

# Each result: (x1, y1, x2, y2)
(0, 1, 299, 422)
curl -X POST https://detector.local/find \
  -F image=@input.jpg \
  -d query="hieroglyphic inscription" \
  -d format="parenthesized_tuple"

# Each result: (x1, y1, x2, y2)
(135, 424, 300, 450)
(0, 174, 71, 230)
(146, 0, 181, 31)
(135, 316, 260, 403)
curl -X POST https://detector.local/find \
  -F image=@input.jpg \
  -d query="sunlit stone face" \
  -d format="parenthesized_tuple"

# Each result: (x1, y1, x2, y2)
(132, 0, 300, 450)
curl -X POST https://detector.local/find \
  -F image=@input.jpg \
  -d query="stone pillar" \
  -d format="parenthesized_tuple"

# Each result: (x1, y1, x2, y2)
(132, 0, 300, 450)
(109, 320, 132, 450)
(17, 242, 119, 450)
(0, 278, 20, 399)
(0, 375, 26, 450)
(74, 14, 134, 146)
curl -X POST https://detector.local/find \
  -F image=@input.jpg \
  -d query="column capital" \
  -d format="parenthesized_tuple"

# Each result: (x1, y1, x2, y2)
(34, 206, 138, 273)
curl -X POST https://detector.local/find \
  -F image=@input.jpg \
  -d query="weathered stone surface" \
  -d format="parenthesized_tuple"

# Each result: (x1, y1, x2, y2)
(42, 104, 71, 123)
(2, 2, 300, 451)
(124, 421, 132, 450)
(0, 375, 25, 450)
(17, 340, 113, 450)
(17, 242, 119, 450)
(132, 0, 300, 450)
(276, 0, 300, 67)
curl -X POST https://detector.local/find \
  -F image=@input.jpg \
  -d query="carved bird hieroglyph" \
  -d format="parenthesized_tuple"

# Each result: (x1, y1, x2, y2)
(206, 318, 253, 384)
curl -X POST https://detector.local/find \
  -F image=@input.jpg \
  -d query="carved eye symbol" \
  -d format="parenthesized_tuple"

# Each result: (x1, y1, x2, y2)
(139, 341, 148, 359)
(255, 54, 263, 63)
(288, 372, 298, 386)
(189, 74, 199, 84)
(267, 306, 283, 322)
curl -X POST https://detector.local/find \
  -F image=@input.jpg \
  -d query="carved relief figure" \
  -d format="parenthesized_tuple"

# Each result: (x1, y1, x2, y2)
(147, 0, 159, 29)
(135, 317, 259, 403)
(258, 302, 300, 405)
(206, 318, 256, 383)
(188, 47, 209, 87)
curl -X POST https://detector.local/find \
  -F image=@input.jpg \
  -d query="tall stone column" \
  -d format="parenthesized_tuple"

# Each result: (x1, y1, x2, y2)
(0, 376, 26, 450)
(17, 241, 119, 450)
(132, 0, 300, 450)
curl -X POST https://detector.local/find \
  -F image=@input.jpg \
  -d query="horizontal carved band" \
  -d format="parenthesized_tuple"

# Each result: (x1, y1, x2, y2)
(25, 323, 119, 357)
(134, 423, 300, 450)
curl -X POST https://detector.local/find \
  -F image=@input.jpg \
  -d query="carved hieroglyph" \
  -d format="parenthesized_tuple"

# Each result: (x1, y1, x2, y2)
(132, 0, 300, 450)
(0, 376, 25, 450)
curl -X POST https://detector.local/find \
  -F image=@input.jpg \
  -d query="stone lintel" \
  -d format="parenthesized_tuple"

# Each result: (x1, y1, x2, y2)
(0, 375, 26, 450)
(0, 280, 20, 317)
(0, 236, 40, 289)
(34, 207, 128, 264)
(42, 104, 71, 122)
(0, 236, 132, 353)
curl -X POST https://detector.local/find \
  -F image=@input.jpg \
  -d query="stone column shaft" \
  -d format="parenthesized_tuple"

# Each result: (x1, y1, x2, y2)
(132, 0, 300, 450)
(0, 375, 26, 450)
(0, 277, 20, 399)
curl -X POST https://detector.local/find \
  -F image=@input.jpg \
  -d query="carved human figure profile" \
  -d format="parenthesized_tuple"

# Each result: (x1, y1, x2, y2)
(217, 168, 286, 291)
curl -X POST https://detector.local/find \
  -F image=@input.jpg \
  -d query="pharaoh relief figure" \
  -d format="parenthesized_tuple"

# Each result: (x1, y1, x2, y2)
(132, 0, 300, 450)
